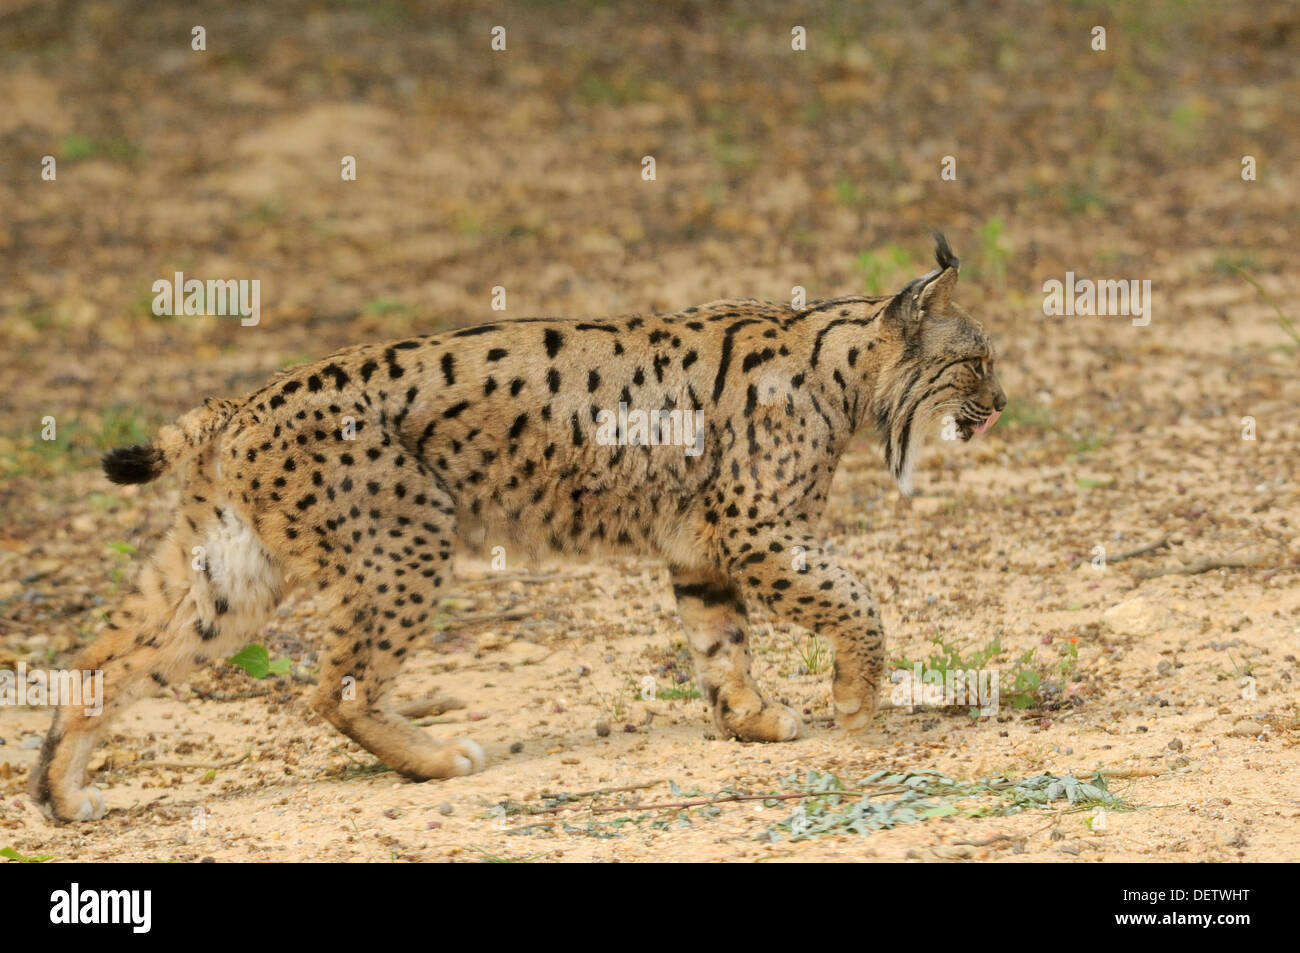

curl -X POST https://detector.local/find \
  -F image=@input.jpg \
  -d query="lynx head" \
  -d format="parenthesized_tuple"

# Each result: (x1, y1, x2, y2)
(876, 231, 1007, 495)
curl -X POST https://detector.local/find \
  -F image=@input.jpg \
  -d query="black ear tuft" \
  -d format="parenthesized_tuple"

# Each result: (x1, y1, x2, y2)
(932, 230, 959, 272)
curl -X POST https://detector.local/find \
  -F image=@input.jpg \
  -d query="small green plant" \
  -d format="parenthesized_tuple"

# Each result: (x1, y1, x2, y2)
(892, 633, 1004, 677)
(1062, 182, 1106, 213)
(834, 178, 864, 207)
(227, 644, 291, 679)
(856, 244, 914, 295)
(363, 298, 409, 316)
(60, 134, 140, 164)
(1169, 99, 1206, 143)
(0, 847, 53, 863)
(1069, 430, 1111, 455)
(106, 540, 136, 590)
(589, 663, 637, 724)
(892, 634, 1048, 710)
(766, 768, 1133, 841)
(1216, 650, 1256, 682)
(969, 216, 1009, 285)
(1211, 252, 1259, 276)
(1005, 647, 1042, 709)
(97, 405, 152, 451)
(999, 397, 1054, 431)
(241, 201, 280, 224)
(1059, 637, 1080, 679)
(577, 72, 643, 106)
(62, 134, 97, 161)
(794, 635, 832, 675)
(1233, 266, 1300, 350)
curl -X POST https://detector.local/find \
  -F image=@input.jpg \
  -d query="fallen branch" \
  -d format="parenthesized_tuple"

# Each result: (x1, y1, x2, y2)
(1135, 554, 1267, 579)
(125, 751, 251, 772)
(1108, 535, 1171, 565)
(587, 786, 909, 816)
(192, 688, 271, 701)
(1098, 767, 1164, 779)
(0, 616, 45, 632)
(439, 610, 531, 631)
(950, 817, 1058, 847)
(538, 779, 663, 800)
(396, 694, 465, 718)
(506, 780, 667, 816)
(458, 571, 594, 587)
(950, 832, 1023, 847)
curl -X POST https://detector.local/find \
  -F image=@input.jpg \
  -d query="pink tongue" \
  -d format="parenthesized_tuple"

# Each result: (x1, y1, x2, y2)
(972, 410, 1001, 435)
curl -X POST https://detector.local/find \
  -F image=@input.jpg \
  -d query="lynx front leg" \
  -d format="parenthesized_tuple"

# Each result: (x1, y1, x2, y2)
(669, 568, 800, 742)
(724, 523, 884, 731)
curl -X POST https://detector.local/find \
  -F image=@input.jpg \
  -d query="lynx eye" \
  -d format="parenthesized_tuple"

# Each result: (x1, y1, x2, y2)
(967, 358, 986, 377)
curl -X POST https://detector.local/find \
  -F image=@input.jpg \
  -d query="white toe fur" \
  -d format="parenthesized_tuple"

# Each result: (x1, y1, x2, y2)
(456, 738, 486, 772)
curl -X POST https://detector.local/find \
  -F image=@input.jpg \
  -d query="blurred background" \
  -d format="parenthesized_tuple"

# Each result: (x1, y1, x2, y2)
(1, 0, 1299, 862)
(2, 1, 1296, 479)
(3, 0, 1299, 621)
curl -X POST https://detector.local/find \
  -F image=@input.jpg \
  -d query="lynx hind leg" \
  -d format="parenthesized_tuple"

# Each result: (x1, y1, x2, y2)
(31, 501, 284, 822)
(308, 499, 484, 780)
(669, 568, 800, 742)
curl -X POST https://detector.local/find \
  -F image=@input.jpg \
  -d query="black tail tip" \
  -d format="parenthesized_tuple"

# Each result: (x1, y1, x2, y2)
(102, 444, 163, 485)
(931, 230, 959, 271)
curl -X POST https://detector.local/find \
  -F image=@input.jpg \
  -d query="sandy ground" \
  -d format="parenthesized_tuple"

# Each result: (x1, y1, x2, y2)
(1, 1, 1299, 861)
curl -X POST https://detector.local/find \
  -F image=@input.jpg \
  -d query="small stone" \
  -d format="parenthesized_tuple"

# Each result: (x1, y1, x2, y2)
(437, 802, 454, 816)
(1167, 738, 1183, 752)
(1103, 597, 1170, 636)
(595, 721, 610, 738)
(19, 735, 42, 749)
(509, 741, 524, 754)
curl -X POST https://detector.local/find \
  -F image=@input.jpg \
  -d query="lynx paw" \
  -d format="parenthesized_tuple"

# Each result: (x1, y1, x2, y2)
(42, 785, 106, 823)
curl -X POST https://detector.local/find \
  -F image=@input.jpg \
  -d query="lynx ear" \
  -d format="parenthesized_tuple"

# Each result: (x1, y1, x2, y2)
(918, 231, 959, 314)
(887, 232, 962, 342)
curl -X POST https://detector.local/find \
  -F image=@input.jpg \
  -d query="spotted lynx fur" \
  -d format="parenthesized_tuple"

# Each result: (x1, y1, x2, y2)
(32, 233, 1006, 822)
